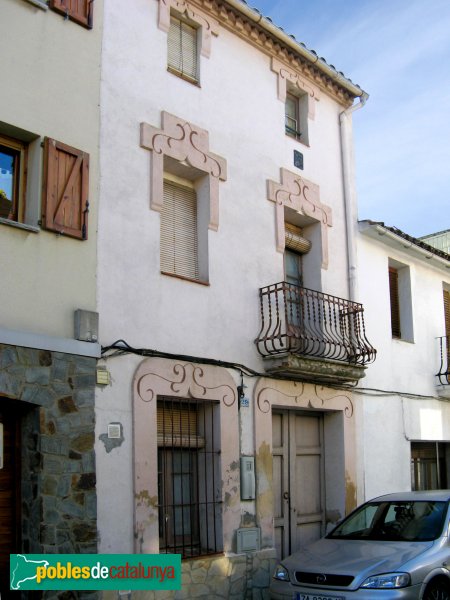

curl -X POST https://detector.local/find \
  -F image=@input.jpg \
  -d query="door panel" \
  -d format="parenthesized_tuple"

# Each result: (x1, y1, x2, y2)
(273, 410, 324, 559)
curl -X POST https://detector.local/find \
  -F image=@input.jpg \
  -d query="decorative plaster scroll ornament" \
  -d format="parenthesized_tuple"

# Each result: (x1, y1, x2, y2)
(271, 58, 320, 119)
(256, 381, 353, 417)
(257, 382, 305, 413)
(267, 167, 332, 269)
(140, 112, 227, 231)
(136, 360, 237, 407)
(158, 0, 219, 58)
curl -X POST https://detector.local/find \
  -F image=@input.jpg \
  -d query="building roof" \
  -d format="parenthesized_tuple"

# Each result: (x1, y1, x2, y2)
(359, 220, 450, 269)
(235, 0, 364, 95)
(215, 0, 367, 104)
(420, 229, 450, 255)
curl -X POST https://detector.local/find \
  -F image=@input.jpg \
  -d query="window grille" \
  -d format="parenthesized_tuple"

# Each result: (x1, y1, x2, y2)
(411, 442, 448, 490)
(157, 396, 222, 558)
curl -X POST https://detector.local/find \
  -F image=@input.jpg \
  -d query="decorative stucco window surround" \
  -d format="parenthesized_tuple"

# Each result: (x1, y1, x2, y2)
(140, 112, 227, 232)
(267, 168, 332, 269)
(133, 358, 240, 554)
(253, 378, 357, 548)
(158, 0, 219, 59)
(271, 58, 320, 120)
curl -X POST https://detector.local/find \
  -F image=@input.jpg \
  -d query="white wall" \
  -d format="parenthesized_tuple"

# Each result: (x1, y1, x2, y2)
(356, 231, 450, 499)
(96, 0, 357, 549)
(98, 0, 352, 370)
(0, 0, 102, 339)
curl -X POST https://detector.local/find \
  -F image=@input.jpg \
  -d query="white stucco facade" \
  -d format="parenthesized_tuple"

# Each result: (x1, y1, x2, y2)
(0, 0, 101, 345)
(357, 223, 450, 500)
(96, 1, 373, 593)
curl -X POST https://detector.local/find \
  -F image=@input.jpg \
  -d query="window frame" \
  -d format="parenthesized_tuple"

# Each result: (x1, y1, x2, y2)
(285, 90, 310, 145)
(0, 134, 28, 224)
(285, 92, 300, 140)
(167, 14, 200, 85)
(388, 261, 414, 342)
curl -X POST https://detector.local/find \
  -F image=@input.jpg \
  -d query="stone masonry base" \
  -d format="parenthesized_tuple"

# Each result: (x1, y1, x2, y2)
(102, 548, 277, 600)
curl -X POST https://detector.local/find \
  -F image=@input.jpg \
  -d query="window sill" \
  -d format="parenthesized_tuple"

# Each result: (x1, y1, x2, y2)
(285, 132, 310, 148)
(0, 217, 40, 233)
(161, 271, 209, 286)
(392, 336, 415, 344)
(167, 67, 200, 87)
(23, 0, 48, 10)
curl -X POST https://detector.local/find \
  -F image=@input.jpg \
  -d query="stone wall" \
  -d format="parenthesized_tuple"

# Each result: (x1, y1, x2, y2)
(102, 549, 276, 600)
(0, 343, 97, 569)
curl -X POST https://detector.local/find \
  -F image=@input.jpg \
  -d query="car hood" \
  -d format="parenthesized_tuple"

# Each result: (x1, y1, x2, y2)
(282, 537, 433, 584)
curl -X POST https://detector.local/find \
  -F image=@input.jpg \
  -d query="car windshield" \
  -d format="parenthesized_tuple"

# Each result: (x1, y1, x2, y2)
(328, 500, 448, 542)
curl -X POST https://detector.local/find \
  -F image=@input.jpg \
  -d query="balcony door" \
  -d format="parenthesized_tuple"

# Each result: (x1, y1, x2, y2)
(272, 410, 325, 559)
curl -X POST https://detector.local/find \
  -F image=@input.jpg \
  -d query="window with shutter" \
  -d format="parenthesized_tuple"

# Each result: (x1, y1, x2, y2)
(0, 135, 27, 224)
(389, 267, 401, 338)
(41, 137, 89, 240)
(161, 180, 199, 281)
(49, 0, 94, 29)
(167, 16, 198, 83)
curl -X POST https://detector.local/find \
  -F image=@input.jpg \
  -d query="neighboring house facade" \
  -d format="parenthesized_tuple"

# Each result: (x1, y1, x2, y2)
(0, 0, 102, 593)
(96, 0, 376, 596)
(357, 222, 450, 501)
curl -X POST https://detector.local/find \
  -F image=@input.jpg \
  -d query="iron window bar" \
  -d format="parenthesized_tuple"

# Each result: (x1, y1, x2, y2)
(437, 336, 450, 385)
(157, 396, 222, 559)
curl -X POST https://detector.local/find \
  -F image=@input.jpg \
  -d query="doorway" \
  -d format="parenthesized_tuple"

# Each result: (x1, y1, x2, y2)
(272, 410, 325, 559)
(0, 400, 21, 594)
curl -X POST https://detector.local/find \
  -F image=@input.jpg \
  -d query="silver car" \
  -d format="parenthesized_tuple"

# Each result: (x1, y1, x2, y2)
(270, 491, 450, 600)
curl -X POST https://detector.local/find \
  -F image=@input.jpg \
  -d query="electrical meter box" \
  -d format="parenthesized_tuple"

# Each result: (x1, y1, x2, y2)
(240, 456, 255, 500)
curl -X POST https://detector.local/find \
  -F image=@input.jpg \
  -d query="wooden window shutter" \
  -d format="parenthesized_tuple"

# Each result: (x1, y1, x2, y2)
(167, 16, 198, 81)
(285, 223, 312, 254)
(49, 0, 94, 29)
(444, 290, 450, 338)
(42, 137, 89, 240)
(444, 290, 450, 367)
(161, 181, 199, 280)
(389, 267, 401, 338)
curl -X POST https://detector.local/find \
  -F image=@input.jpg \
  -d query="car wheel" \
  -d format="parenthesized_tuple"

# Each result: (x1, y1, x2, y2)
(423, 580, 450, 600)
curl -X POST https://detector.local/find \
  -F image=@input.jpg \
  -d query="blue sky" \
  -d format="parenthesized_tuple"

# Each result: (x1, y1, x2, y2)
(248, 0, 450, 237)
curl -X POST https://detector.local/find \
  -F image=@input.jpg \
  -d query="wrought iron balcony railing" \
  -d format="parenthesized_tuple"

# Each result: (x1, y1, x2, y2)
(437, 336, 450, 385)
(255, 281, 376, 366)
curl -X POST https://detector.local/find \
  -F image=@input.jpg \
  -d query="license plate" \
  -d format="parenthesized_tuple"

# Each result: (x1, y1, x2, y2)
(296, 594, 345, 600)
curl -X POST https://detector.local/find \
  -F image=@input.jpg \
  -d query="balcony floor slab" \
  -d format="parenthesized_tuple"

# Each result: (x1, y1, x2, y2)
(262, 353, 366, 385)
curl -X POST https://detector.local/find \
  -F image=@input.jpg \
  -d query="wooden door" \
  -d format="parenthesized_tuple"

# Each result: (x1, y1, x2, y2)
(273, 410, 325, 559)
(0, 401, 21, 593)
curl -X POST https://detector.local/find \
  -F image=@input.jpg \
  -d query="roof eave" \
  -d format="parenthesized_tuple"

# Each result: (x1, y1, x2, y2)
(359, 220, 450, 271)
(223, 0, 366, 100)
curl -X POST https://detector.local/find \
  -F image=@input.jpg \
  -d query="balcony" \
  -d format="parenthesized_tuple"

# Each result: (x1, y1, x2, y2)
(437, 336, 449, 387)
(255, 282, 376, 385)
